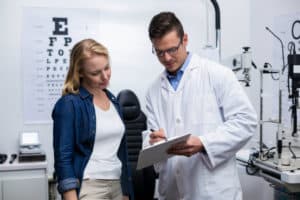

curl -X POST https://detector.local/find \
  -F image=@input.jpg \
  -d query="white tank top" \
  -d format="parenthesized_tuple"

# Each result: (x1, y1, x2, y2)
(83, 102, 125, 179)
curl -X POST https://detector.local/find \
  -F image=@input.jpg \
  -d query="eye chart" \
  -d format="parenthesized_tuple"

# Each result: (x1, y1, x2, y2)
(22, 7, 100, 123)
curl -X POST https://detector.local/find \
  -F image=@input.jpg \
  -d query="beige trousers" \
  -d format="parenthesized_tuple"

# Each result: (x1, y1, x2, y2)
(79, 179, 122, 200)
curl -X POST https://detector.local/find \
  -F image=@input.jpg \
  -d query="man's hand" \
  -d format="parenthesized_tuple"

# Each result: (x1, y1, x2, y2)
(149, 128, 166, 145)
(167, 135, 204, 157)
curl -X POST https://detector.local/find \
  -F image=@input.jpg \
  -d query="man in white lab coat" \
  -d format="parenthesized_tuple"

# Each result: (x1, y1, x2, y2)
(142, 12, 257, 200)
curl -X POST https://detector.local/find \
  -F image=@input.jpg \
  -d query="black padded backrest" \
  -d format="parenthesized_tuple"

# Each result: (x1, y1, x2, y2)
(117, 89, 156, 200)
(117, 89, 146, 165)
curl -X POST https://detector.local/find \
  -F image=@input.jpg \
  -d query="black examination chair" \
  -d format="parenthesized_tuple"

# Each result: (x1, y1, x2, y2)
(117, 89, 157, 200)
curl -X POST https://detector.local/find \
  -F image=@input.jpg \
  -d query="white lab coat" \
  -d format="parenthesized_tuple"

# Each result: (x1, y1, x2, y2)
(143, 53, 257, 200)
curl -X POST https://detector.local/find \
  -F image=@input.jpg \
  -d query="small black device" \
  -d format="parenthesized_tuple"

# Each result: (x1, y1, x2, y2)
(18, 152, 46, 162)
(9, 154, 17, 164)
(287, 42, 300, 136)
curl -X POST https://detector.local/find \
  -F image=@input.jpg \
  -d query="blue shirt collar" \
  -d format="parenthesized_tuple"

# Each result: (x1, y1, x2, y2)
(164, 52, 192, 91)
(166, 52, 192, 78)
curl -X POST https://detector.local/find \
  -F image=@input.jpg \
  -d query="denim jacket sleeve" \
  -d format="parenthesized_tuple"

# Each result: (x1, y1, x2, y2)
(52, 96, 80, 194)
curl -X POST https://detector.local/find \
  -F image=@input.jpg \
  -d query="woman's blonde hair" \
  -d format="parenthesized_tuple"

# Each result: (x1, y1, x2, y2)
(62, 38, 110, 95)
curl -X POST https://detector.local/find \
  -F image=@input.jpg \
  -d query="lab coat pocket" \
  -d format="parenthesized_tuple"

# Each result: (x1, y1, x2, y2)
(190, 93, 219, 125)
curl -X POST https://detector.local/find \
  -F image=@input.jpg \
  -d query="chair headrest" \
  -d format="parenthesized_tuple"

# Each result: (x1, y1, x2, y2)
(117, 89, 141, 121)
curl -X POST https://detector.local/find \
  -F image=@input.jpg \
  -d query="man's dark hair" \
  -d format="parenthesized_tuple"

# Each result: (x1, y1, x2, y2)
(148, 11, 184, 41)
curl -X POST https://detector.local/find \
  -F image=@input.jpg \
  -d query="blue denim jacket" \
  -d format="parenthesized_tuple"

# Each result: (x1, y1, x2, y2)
(52, 87, 134, 199)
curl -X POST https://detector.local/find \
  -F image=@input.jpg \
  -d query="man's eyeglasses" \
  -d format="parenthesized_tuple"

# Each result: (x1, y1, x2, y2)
(152, 40, 182, 57)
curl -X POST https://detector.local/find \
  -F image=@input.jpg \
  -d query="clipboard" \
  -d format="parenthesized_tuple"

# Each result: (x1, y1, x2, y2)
(136, 133, 191, 169)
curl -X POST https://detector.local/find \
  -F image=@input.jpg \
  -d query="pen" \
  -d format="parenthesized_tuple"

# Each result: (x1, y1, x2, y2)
(150, 129, 168, 141)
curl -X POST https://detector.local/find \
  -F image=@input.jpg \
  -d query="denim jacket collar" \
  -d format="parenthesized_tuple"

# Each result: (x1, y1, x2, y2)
(78, 87, 91, 99)
(78, 86, 118, 104)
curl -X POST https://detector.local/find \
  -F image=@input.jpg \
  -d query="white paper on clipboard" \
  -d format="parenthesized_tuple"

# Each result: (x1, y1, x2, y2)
(137, 133, 191, 170)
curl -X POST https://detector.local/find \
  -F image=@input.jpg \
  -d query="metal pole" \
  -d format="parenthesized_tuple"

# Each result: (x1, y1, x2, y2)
(259, 70, 264, 153)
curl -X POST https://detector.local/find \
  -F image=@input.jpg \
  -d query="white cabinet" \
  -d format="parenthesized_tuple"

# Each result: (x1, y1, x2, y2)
(0, 161, 48, 200)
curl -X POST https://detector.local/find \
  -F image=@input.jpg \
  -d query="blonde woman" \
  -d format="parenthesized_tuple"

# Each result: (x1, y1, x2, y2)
(52, 39, 134, 200)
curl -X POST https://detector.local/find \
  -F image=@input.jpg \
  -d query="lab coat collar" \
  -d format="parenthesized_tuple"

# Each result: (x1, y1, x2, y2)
(160, 53, 199, 92)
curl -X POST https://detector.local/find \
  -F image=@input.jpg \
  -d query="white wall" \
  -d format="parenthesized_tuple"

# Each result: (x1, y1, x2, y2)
(4, 1, 290, 199)
(0, 0, 251, 177)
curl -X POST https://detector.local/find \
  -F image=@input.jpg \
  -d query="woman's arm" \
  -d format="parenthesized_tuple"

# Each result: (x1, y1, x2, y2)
(53, 97, 79, 193)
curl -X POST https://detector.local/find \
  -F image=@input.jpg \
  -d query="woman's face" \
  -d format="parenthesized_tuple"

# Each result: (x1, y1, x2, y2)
(80, 54, 111, 91)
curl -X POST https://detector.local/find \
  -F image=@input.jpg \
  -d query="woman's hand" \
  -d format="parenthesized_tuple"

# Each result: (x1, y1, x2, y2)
(63, 189, 78, 200)
(123, 195, 129, 200)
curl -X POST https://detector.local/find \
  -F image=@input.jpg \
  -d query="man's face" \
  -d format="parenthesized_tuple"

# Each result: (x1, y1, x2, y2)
(152, 30, 188, 74)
